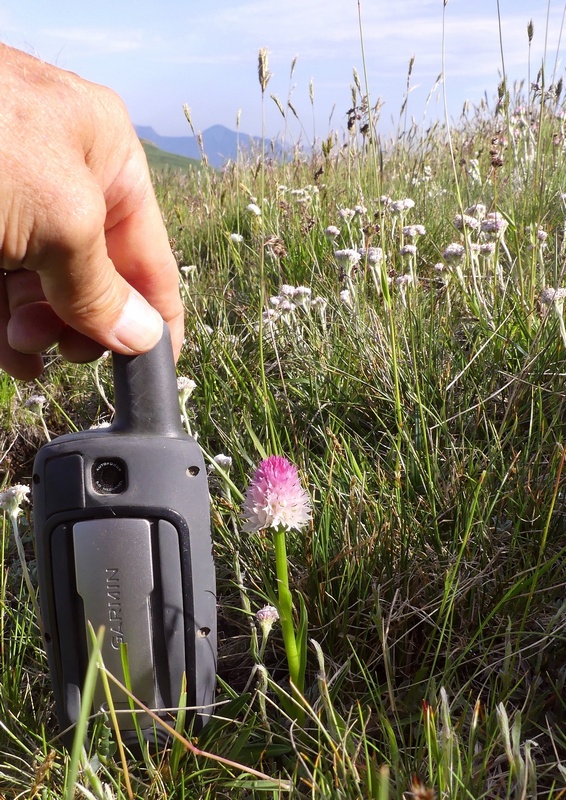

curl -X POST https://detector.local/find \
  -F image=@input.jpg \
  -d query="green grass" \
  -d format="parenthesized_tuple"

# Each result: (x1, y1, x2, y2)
(2, 39, 566, 800)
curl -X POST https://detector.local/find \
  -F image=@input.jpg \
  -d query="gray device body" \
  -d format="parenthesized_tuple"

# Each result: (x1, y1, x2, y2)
(33, 327, 217, 748)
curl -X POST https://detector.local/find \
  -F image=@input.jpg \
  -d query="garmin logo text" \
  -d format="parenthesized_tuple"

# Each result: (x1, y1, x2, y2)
(106, 568, 124, 649)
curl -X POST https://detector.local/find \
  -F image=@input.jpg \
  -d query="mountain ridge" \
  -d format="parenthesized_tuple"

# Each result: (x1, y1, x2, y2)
(135, 124, 265, 168)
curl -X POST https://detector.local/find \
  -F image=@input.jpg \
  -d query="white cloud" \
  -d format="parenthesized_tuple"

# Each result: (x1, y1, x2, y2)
(189, 1, 564, 82)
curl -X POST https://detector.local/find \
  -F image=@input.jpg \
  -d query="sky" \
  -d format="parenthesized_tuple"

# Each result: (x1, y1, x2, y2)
(1, 1, 565, 145)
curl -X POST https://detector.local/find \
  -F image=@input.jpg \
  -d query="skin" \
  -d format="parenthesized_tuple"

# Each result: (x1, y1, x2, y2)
(0, 44, 184, 380)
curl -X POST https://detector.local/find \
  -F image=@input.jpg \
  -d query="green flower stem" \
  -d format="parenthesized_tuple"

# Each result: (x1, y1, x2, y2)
(272, 526, 302, 694)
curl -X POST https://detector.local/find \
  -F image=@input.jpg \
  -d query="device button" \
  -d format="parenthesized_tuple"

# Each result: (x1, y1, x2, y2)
(45, 454, 85, 511)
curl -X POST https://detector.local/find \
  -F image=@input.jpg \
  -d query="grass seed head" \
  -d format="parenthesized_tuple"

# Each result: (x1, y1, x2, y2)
(258, 47, 272, 94)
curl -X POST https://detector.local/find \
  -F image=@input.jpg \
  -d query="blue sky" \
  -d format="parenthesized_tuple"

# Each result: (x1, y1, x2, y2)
(1, 1, 564, 144)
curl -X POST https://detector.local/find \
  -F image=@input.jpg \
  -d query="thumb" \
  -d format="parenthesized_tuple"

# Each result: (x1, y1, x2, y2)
(37, 230, 165, 355)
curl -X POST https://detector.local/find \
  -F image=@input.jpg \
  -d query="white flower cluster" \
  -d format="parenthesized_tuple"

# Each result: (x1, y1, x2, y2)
(262, 284, 327, 329)
(210, 453, 233, 473)
(256, 604, 279, 637)
(0, 485, 30, 517)
(480, 212, 508, 238)
(358, 246, 385, 265)
(324, 225, 341, 240)
(453, 214, 480, 232)
(177, 376, 197, 406)
(25, 394, 46, 412)
(388, 198, 415, 214)
(443, 243, 466, 263)
(278, 184, 320, 204)
(403, 224, 426, 239)
(334, 249, 361, 272)
(442, 204, 510, 268)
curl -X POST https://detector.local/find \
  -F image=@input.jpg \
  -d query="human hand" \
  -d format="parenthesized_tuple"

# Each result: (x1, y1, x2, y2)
(0, 44, 184, 380)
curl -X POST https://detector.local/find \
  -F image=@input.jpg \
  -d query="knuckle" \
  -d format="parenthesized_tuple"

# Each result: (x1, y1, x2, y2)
(46, 181, 106, 254)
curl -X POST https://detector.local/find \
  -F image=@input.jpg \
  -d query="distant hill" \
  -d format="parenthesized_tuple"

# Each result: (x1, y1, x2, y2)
(140, 139, 201, 172)
(135, 124, 272, 169)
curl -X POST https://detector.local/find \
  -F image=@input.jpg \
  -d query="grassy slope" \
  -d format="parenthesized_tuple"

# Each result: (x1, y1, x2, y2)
(140, 138, 202, 172)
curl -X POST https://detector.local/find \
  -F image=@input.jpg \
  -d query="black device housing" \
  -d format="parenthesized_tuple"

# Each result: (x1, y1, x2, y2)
(33, 327, 216, 749)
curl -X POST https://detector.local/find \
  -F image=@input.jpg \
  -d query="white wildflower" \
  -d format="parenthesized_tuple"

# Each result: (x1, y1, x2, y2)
(256, 604, 279, 638)
(278, 300, 296, 317)
(177, 377, 197, 406)
(213, 453, 233, 471)
(479, 242, 496, 256)
(443, 243, 466, 263)
(334, 249, 361, 271)
(358, 246, 384, 265)
(0, 485, 30, 518)
(481, 212, 508, 237)
(403, 224, 426, 239)
(536, 227, 548, 243)
(294, 286, 312, 306)
(324, 225, 341, 240)
(453, 214, 480, 232)
(389, 200, 406, 214)
(25, 395, 46, 413)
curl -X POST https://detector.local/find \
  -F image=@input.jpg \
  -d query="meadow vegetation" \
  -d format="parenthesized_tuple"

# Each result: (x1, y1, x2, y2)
(1, 38, 566, 800)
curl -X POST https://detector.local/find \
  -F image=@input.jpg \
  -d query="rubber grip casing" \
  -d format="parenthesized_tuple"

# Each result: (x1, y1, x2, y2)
(32, 327, 217, 748)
